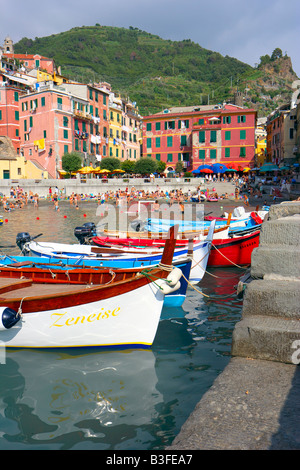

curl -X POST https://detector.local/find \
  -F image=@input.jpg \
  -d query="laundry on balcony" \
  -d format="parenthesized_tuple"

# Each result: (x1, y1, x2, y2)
(90, 134, 101, 144)
(74, 130, 88, 139)
(92, 116, 100, 124)
(34, 138, 45, 153)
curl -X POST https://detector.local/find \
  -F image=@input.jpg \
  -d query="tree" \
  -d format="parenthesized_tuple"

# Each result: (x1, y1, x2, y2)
(134, 157, 157, 175)
(61, 152, 82, 177)
(121, 159, 136, 173)
(175, 161, 184, 173)
(156, 160, 166, 173)
(100, 157, 121, 172)
(271, 48, 283, 61)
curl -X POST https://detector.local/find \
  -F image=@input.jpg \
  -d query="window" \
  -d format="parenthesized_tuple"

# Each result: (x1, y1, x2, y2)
(199, 149, 205, 159)
(89, 89, 93, 100)
(238, 115, 246, 123)
(15, 111, 19, 121)
(240, 130, 246, 139)
(225, 147, 230, 157)
(199, 131, 205, 143)
(57, 97, 62, 110)
(29, 116, 33, 127)
(167, 153, 173, 162)
(0, 110, 2, 120)
(35, 59, 40, 68)
(167, 136, 173, 147)
(147, 138, 152, 148)
(63, 129, 68, 139)
(156, 154, 161, 161)
(146, 123, 152, 131)
(155, 122, 161, 130)
(225, 131, 231, 141)
(24, 120, 27, 132)
(210, 130, 217, 142)
(14, 91, 19, 102)
(165, 121, 175, 130)
(198, 118, 204, 125)
(223, 116, 231, 124)
(240, 147, 246, 157)
(289, 128, 294, 139)
(64, 145, 68, 154)
(179, 119, 189, 129)
(41, 97, 45, 106)
(210, 149, 216, 159)
(63, 117, 68, 127)
(103, 95, 107, 105)
(43, 130, 47, 138)
(156, 137, 161, 147)
(180, 135, 187, 146)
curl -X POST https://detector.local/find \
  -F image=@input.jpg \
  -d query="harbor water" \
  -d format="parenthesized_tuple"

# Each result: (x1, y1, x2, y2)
(0, 199, 245, 450)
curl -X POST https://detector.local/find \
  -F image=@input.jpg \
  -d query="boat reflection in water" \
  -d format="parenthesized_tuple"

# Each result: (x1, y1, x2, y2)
(1, 348, 162, 447)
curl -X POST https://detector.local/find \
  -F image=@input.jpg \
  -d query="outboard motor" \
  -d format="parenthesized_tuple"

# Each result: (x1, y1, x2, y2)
(16, 232, 32, 254)
(130, 219, 146, 232)
(74, 222, 97, 244)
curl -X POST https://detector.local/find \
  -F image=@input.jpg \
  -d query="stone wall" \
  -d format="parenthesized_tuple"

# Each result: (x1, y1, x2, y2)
(231, 201, 300, 364)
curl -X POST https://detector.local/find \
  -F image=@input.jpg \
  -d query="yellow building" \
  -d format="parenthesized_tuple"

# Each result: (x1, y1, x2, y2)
(255, 118, 267, 166)
(108, 93, 123, 158)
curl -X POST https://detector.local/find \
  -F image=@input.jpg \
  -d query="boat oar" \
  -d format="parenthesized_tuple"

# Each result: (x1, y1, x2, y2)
(31, 233, 43, 240)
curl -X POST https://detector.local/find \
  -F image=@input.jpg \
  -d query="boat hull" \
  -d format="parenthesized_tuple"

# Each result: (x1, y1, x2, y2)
(207, 230, 260, 267)
(0, 280, 165, 349)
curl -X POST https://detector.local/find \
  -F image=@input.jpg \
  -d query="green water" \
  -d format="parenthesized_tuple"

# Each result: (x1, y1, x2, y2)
(0, 200, 244, 450)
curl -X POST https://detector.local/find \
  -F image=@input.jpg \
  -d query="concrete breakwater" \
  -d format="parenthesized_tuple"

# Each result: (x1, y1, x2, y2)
(169, 201, 300, 450)
(0, 177, 208, 198)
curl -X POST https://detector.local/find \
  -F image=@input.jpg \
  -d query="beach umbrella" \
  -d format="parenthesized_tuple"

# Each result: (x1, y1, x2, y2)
(259, 163, 279, 172)
(198, 164, 212, 170)
(211, 163, 228, 174)
(112, 169, 125, 173)
(77, 166, 94, 174)
(91, 166, 101, 172)
(97, 168, 111, 173)
(279, 166, 290, 171)
(243, 167, 251, 172)
(192, 168, 201, 174)
(200, 168, 213, 173)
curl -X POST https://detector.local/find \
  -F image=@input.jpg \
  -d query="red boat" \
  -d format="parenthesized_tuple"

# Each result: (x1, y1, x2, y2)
(207, 230, 260, 267)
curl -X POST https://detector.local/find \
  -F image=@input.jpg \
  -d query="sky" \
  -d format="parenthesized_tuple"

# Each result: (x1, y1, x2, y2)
(1, 0, 300, 78)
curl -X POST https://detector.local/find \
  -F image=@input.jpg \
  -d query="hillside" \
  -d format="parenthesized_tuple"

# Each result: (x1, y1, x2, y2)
(14, 25, 298, 116)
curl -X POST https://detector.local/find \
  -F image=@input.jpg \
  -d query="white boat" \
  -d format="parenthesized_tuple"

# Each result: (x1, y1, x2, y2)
(19, 220, 216, 285)
(0, 226, 180, 349)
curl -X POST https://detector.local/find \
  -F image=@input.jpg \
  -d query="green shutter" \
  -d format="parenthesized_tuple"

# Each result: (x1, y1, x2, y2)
(41, 97, 45, 106)
(146, 123, 152, 131)
(167, 136, 173, 147)
(210, 149, 216, 159)
(155, 122, 161, 130)
(199, 131, 205, 143)
(225, 147, 230, 157)
(240, 147, 246, 157)
(240, 130, 246, 139)
(199, 149, 205, 159)
(147, 138, 152, 148)
(167, 153, 173, 162)
(225, 131, 231, 140)
(210, 130, 216, 142)
(181, 135, 187, 146)
(156, 137, 161, 147)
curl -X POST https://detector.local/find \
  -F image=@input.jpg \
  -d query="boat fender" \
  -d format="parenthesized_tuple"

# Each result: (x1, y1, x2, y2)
(155, 279, 181, 294)
(0, 307, 21, 330)
(250, 212, 262, 225)
(166, 267, 182, 286)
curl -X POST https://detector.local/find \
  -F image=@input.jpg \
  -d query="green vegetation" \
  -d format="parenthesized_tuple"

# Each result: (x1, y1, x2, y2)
(14, 25, 251, 115)
(14, 28, 298, 117)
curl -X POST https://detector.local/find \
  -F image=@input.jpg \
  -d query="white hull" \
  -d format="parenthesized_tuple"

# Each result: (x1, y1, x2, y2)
(0, 282, 164, 349)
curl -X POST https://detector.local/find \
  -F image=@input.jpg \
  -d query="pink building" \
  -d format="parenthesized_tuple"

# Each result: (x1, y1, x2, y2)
(143, 104, 257, 171)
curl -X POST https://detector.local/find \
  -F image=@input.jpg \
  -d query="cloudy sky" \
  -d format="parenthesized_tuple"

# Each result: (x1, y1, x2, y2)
(1, 0, 299, 77)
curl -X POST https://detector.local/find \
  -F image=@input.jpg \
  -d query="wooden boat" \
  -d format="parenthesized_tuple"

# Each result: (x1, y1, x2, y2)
(0, 226, 181, 349)
(0, 253, 192, 308)
(207, 229, 260, 267)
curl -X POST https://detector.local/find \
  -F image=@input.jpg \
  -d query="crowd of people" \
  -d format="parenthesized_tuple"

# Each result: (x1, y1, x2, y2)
(1, 171, 298, 214)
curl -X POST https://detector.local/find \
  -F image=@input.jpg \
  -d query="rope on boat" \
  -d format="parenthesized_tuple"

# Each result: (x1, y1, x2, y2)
(211, 243, 244, 269)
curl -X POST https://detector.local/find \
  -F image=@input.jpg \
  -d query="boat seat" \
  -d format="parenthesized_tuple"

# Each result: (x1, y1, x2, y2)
(0, 277, 33, 295)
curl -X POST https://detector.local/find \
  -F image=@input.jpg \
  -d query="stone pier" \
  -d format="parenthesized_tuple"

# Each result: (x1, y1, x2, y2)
(168, 201, 300, 450)
(232, 201, 300, 363)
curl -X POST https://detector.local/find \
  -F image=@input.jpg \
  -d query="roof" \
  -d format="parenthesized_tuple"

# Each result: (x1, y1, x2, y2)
(3, 53, 54, 61)
(146, 103, 256, 119)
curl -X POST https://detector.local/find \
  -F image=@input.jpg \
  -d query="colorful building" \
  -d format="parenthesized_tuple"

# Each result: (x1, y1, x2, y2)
(121, 98, 142, 161)
(142, 104, 257, 171)
(266, 103, 297, 165)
